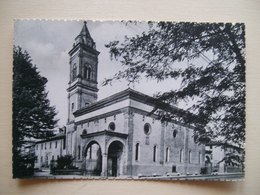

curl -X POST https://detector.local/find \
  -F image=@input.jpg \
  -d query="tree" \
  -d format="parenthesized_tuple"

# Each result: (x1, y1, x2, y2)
(13, 46, 58, 177)
(104, 22, 245, 167)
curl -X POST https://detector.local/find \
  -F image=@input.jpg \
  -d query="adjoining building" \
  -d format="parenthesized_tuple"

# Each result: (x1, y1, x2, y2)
(34, 22, 205, 177)
(34, 130, 66, 169)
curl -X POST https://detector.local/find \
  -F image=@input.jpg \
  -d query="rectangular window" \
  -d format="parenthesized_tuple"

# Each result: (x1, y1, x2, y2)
(52, 155, 54, 161)
(41, 144, 43, 150)
(55, 141, 57, 148)
(172, 165, 176, 173)
(40, 156, 43, 163)
(36, 144, 38, 150)
(44, 143, 47, 150)
(199, 152, 201, 164)
(50, 142, 52, 149)
(72, 103, 74, 111)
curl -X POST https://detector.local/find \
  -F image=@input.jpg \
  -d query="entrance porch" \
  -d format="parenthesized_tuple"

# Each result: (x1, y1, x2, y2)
(81, 130, 128, 177)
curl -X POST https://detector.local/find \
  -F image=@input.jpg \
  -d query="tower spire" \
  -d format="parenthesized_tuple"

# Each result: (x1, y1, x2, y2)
(79, 21, 91, 38)
(74, 21, 96, 49)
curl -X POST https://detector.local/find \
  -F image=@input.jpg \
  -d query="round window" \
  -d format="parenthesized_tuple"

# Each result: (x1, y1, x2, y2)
(108, 122, 116, 131)
(144, 123, 151, 135)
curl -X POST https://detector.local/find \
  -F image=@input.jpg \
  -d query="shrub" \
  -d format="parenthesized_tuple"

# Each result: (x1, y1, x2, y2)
(56, 155, 75, 169)
(200, 167, 208, 175)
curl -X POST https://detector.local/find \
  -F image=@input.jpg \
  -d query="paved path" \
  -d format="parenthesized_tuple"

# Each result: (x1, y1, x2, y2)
(32, 171, 244, 181)
(140, 173, 244, 181)
(34, 169, 51, 178)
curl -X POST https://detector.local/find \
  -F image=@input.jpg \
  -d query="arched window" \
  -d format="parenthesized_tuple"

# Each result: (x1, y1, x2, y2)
(87, 67, 92, 79)
(135, 143, 140, 161)
(83, 66, 87, 79)
(72, 64, 77, 80)
(78, 145, 81, 160)
(166, 147, 170, 162)
(153, 145, 157, 162)
(189, 151, 192, 164)
(173, 129, 178, 138)
(108, 122, 116, 131)
(83, 65, 92, 80)
(82, 129, 87, 135)
(180, 149, 183, 163)
(144, 123, 151, 135)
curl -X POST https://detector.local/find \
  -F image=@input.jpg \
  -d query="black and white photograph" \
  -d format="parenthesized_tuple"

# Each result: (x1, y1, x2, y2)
(13, 20, 245, 180)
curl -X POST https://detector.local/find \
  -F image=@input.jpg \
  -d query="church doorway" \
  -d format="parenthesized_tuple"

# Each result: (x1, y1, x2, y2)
(84, 141, 102, 176)
(107, 141, 124, 177)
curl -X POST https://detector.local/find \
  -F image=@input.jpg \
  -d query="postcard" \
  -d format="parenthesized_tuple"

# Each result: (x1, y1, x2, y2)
(13, 20, 245, 180)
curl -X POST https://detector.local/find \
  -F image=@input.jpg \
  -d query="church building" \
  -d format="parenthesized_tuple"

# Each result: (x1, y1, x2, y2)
(35, 22, 205, 177)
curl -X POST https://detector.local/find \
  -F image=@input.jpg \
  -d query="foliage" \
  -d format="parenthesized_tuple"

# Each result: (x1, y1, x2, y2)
(13, 46, 58, 177)
(56, 155, 75, 169)
(13, 149, 36, 178)
(104, 22, 245, 166)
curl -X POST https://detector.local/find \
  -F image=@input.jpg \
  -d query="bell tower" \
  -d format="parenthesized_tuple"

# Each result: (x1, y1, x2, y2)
(67, 21, 100, 123)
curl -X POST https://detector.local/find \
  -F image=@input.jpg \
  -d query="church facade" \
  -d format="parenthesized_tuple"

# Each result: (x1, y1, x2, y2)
(35, 22, 205, 177)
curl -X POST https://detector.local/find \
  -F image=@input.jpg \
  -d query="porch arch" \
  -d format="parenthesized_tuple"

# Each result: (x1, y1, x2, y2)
(106, 139, 125, 177)
(83, 140, 102, 176)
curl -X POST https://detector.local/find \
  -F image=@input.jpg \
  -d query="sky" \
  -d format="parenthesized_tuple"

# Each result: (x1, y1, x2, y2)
(14, 20, 185, 127)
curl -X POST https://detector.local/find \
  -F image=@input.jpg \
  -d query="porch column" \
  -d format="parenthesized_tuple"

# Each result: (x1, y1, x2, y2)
(101, 153, 108, 177)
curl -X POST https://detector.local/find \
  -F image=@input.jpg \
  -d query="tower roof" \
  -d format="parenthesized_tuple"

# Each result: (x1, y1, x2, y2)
(80, 21, 91, 36)
(69, 21, 99, 56)
(77, 21, 92, 39)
